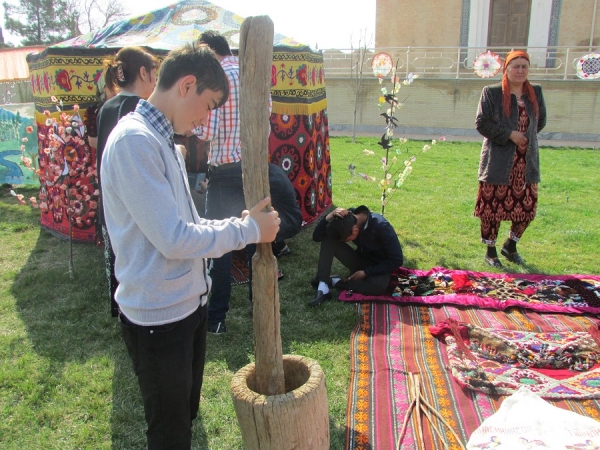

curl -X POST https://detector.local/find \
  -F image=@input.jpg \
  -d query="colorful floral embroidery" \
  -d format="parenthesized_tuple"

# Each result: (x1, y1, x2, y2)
(54, 69, 72, 92)
(437, 322, 600, 399)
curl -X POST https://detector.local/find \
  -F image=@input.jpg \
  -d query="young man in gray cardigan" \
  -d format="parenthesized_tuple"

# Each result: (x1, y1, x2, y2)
(101, 44, 280, 449)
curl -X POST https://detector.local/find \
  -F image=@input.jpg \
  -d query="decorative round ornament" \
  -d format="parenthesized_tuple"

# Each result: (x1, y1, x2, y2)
(172, 5, 217, 26)
(576, 53, 600, 79)
(371, 52, 393, 78)
(473, 50, 502, 78)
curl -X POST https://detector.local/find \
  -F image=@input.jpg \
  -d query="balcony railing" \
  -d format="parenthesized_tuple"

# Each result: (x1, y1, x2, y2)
(322, 46, 600, 81)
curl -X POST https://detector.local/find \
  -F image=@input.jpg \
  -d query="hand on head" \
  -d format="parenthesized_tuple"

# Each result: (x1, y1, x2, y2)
(326, 207, 349, 221)
(243, 197, 280, 243)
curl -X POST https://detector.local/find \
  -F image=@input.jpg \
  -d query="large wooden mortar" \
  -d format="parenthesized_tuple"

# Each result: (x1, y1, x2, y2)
(231, 15, 329, 449)
(231, 355, 329, 449)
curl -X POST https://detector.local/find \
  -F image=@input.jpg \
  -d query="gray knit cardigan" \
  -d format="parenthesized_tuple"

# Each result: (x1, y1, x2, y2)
(475, 83, 546, 185)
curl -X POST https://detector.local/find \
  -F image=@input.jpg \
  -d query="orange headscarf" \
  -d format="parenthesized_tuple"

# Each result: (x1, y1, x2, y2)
(502, 50, 539, 118)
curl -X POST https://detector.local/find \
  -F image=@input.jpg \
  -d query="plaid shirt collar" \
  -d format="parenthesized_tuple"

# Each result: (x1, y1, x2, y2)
(136, 99, 175, 152)
(221, 55, 238, 67)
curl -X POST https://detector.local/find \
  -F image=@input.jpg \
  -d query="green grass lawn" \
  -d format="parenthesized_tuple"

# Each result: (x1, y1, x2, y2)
(0, 137, 598, 449)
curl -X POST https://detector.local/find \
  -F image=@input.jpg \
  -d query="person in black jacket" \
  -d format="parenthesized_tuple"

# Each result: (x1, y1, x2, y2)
(247, 163, 302, 303)
(310, 205, 403, 306)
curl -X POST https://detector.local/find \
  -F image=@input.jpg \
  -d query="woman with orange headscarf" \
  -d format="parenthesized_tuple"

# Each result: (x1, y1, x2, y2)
(474, 50, 546, 268)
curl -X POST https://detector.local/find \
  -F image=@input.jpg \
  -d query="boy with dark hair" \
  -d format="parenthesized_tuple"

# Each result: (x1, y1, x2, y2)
(198, 30, 233, 56)
(325, 213, 358, 242)
(101, 43, 280, 449)
(156, 43, 230, 95)
(310, 205, 403, 306)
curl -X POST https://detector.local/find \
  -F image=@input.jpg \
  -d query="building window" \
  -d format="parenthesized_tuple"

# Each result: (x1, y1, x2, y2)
(488, 0, 532, 47)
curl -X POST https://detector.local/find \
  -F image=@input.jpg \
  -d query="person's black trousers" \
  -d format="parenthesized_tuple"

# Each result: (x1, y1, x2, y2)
(120, 303, 208, 450)
(316, 237, 390, 296)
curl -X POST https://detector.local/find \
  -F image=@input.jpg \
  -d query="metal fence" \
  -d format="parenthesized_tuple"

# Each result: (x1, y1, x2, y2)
(322, 46, 600, 81)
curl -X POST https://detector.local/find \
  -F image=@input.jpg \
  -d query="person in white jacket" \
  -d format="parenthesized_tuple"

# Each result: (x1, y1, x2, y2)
(101, 43, 280, 450)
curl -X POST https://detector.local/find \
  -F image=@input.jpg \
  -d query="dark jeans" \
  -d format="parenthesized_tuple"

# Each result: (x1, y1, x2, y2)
(207, 254, 232, 323)
(120, 304, 208, 450)
(316, 237, 391, 296)
(205, 162, 246, 324)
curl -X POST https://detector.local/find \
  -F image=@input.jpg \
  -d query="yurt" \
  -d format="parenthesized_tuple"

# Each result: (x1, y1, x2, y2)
(26, 0, 331, 242)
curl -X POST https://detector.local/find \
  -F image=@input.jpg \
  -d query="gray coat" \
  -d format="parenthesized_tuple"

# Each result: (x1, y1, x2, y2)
(475, 83, 546, 185)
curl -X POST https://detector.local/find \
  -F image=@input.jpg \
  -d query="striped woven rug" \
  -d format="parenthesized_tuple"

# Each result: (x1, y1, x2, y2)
(345, 303, 600, 450)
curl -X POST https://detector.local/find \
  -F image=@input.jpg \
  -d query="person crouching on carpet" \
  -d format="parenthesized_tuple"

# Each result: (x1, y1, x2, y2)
(474, 49, 546, 268)
(309, 205, 403, 306)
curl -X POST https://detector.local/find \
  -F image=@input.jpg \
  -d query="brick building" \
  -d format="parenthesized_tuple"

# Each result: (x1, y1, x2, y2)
(324, 0, 600, 142)
(376, 0, 599, 50)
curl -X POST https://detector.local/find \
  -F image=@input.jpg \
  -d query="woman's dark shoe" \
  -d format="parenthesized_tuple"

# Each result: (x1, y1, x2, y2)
(484, 256, 503, 268)
(501, 247, 524, 265)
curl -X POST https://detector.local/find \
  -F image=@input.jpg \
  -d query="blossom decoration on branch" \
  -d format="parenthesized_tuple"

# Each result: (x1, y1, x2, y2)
(375, 67, 415, 152)
(347, 65, 440, 215)
(9, 98, 97, 277)
(18, 126, 36, 173)
(473, 51, 502, 78)
(10, 189, 38, 208)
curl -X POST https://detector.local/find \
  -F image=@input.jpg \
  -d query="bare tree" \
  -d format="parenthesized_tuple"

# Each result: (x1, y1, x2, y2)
(349, 30, 372, 143)
(69, 0, 128, 35)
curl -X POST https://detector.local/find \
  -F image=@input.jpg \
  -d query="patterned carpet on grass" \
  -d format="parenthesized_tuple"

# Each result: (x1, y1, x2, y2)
(339, 267, 600, 315)
(345, 302, 600, 450)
